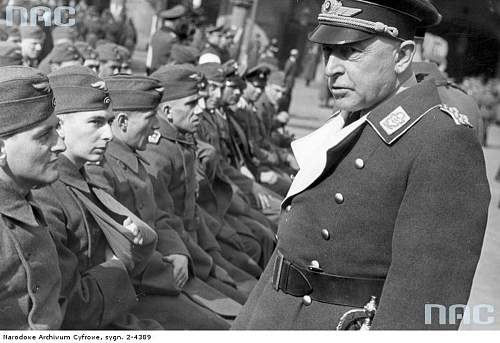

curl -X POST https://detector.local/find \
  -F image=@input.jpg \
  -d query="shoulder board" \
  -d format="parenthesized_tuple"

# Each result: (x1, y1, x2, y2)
(148, 129, 162, 145)
(440, 104, 473, 128)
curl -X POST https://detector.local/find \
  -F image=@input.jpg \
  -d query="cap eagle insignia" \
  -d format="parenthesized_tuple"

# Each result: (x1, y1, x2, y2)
(322, 0, 362, 17)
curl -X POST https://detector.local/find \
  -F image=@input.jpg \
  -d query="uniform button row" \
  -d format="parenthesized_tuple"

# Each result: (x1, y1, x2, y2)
(355, 158, 365, 169)
(334, 193, 344, 204)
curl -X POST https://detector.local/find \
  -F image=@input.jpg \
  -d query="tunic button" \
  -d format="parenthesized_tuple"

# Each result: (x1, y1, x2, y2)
(285, 205, 292, 212)
(321, 229, 330, 241)
(302, 295, 312, 306)
(334, 193, 344, 204)
(355, 158, 365, 169)
(308, 260, 323, 272)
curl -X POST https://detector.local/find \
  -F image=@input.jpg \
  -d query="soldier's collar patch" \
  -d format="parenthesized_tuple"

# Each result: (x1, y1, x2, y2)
(367, 80, 441, 145)
(148, 129, 162, 144)
(440, 104, 473, 128)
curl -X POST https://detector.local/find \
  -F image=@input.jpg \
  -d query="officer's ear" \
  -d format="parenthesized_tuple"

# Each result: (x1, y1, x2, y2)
(394, 40, 416, 75)
(0, 139, 7, 168)
(115, 112, 129, 132)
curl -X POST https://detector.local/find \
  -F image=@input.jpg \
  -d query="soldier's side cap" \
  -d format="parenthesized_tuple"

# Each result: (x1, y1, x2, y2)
(308, 0, 442, 45)
(197, 62, 225, 84)
(104, 74, 163, 111)
(152, 65, 206, 102)
(48, 65, 111, 115)
(159, 5, 187, 20)
(95, 43, 121, 62)
(20, 25, 45, 40)
(268, 70, 286, 88)
(0, 66, 54, 137)
(49, 43, 82, 64)
(115, 45, 131, 62)
(51, 26, 77, 43)
(0, 41, 23, 67)
(75, 41, 99, 60)
(170, 44, 200, 65)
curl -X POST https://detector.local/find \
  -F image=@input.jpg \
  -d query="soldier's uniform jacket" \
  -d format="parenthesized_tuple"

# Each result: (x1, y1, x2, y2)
(85, 139, 189, 260)
(32, 156, 160, 329)
(150, 28, 178, 72)
(233, 78, 491, 330)
(140, 118, 220, 281)
(0, 181, 63, 329)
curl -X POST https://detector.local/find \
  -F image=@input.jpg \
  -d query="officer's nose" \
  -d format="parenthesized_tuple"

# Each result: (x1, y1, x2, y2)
(324, 51, 345, 79)
(102, 121, 113, 141)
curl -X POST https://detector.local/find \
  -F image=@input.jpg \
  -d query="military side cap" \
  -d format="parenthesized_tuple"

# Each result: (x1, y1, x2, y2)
(49, 43, 82, 64)
(0, 66, 54, 137)
(104, 74, 163, 111)
(170, 44, 200, 65)
(20, 25, 45, 40)
(51, 26, 77, 43)
(0, 41, 22, 67)
(152, 65, 206, 102)
(268, 70, 286, 88)
(114, 45, 131, 65)
(159, 5, 187, 19)
(95, 43, 122, 62)
(197, 62, 225, 84)
(309, 0, 442, 45)
(75, 41, 99, 60)
(48, 65, 111, 115)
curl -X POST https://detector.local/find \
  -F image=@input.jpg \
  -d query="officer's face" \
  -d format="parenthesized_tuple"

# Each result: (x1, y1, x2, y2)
(207, 32, 222, 46)
(244, 82, 264, 102)
(323, 36, 399, 113)
(122, 110, 159, 151)
(167, 95, 205, 133)
(266, 84, 286, 106)
(58, 110, 114, 167)
(221, 84, 242, 105)
(21, 38, 43, 59)
(1, 113, 66, 189)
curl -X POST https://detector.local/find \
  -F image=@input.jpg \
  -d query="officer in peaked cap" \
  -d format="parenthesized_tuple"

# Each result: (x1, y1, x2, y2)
(199, 25, 231, 65)
(149, 5, 187, 73)
(233, 0, 490, 330)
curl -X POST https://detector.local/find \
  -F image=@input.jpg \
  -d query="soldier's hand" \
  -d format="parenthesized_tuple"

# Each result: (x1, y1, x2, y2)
(260, 170, 279, 185)
(123, 217, 144, 245)
(251, 184, 271, 210)
(214, 265, 237, 288)
(163, 254, 189, 289)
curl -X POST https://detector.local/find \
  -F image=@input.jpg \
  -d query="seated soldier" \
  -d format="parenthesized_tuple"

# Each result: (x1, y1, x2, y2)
(85, 72, 242, 323)
(75, 41, 101, 74)
(232, 65, 294, 197)
(143, 64, 262, 290)
(33, 65, 231, 330)
(46, 43, 83, 73)
(95, 42, 123, 77)
(0, 66, 66, 329)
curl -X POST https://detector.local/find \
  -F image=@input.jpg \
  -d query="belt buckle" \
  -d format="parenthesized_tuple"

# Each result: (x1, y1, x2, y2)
(272, 252, 285, 291)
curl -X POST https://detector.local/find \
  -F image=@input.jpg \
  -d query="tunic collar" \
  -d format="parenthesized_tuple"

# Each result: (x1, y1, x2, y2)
(57, 154, 91, 193)
(0, 180, 40, 227)
(106, 139, 149, 174)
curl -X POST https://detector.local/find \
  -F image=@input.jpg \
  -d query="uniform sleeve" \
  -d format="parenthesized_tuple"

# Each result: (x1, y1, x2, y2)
(371, 126, 491, 330)
(32, 186, 137, 330)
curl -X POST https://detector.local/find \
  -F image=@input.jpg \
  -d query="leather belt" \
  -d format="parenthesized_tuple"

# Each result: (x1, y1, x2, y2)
(272, 251, 385, 308)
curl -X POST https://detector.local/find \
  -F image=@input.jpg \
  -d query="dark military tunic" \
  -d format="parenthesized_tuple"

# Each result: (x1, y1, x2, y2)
(0, 181, 63, 329)
(233, 78, 490, 330)
(150, 28, 178, 72)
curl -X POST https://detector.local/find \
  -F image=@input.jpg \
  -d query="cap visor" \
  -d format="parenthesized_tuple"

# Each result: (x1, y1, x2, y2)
(308, 24, 374, 45)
